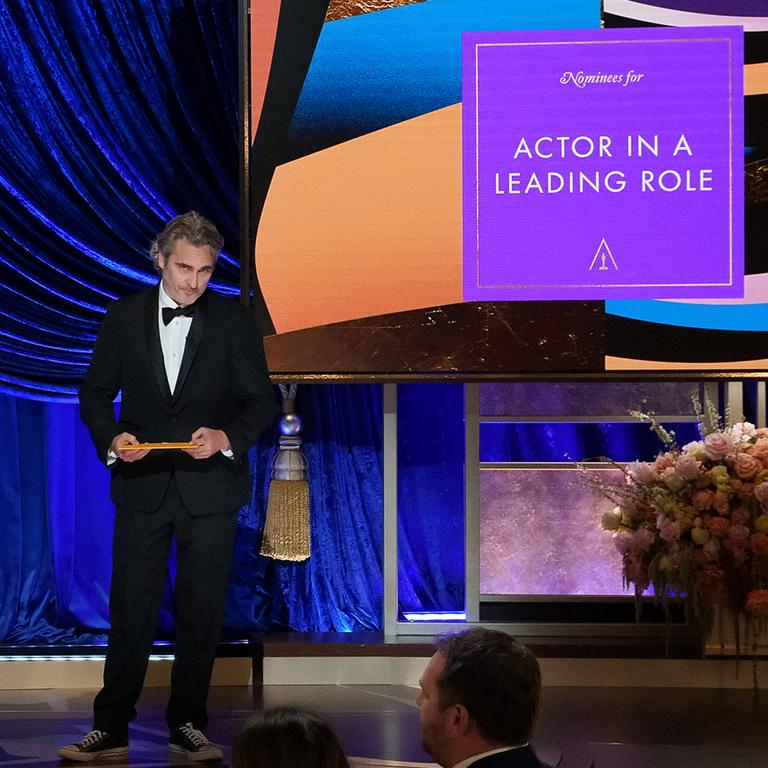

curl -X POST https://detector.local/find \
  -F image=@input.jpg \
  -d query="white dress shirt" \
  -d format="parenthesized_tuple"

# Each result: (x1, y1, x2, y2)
(158, 282, 194, 393)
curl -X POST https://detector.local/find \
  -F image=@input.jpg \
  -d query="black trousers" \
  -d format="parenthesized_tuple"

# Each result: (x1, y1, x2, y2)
(93, 477, 238, 736)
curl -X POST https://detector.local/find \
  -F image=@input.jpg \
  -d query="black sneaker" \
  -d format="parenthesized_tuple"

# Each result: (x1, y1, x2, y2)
(57, 730, 128, 762)
(168, 723, 223, 762)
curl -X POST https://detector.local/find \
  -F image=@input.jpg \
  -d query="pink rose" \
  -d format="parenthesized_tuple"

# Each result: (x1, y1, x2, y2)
(733, 452, 761, 480)
(692, 489, 715, 512)
(747, 440, 768, 466)
(707, 517, 730, 537)
(675, 453, 701, 480)
(727, 524, 750, 543)
(755, 482, 768, 508)
(750, 533, 768, 557)
(658, 517, 681, 542)
(713, 491, 730, 515)
(704, 432, 734, 461)
(653, 453, 677, 473)
(730, 507, 750, 526)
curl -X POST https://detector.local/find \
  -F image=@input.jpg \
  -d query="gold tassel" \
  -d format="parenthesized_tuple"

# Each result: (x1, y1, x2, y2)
(260, 384, 311, 561)
(261, 479, 310, 561)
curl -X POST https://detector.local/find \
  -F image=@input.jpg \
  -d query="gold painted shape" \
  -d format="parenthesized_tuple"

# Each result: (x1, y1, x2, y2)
(326, 0, 425, 23)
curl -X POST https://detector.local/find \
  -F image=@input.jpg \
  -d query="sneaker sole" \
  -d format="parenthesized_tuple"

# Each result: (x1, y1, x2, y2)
(57, 746, 128, 763)
(169, 743, 223, 762)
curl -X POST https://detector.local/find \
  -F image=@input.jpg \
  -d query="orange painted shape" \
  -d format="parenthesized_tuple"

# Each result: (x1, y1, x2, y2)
(255, 104, 463, 334)
(745, 62, 768, 96)
(250, 0, 282, 142)
(606, 356, 768, 371)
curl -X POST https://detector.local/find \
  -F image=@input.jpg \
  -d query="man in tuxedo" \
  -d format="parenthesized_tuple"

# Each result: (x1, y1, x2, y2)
(417, 628, 553, 768)
(59, 212, 278, 763)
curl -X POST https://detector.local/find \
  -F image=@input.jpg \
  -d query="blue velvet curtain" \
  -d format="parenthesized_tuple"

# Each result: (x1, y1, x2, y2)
(397, 384, 465, 614)
(0, 385, 389, 641)
(0, 395, 110, 643)
(228, 385, 385, 632)
(0, 0, 240, 400)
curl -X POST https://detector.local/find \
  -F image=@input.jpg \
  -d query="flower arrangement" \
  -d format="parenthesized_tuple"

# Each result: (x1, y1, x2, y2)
(598, 407, 768, 654)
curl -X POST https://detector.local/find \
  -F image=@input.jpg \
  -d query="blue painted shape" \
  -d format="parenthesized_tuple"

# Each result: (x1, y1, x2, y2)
(287, 0, 599, 154)
(606, 299, 768, 332)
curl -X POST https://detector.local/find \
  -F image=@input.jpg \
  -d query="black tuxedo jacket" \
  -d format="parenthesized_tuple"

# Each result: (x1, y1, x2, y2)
(469, 745, 553, 768)
(79, 286, 278, 515)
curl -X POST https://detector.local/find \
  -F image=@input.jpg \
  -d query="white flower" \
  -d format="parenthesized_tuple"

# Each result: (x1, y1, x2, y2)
(627, 461, 655, 484)
(681, 440, 706, 459)
(729, 421, 756, 445)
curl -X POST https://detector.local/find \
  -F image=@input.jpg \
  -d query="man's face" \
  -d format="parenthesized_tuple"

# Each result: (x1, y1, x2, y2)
(158, 238, 215, 305)
(417, 652, 452, 765)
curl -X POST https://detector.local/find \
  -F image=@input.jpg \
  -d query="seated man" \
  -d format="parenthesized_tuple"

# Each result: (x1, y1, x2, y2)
(416, 627, 553, 768)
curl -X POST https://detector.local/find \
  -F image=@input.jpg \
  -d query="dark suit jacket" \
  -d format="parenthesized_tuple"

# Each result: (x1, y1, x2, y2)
(79, 286, 279, 515)
(468, 745, 553, 768)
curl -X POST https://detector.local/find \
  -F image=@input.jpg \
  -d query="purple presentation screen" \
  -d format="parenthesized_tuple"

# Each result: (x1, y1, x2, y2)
(462, 26, 744, 301)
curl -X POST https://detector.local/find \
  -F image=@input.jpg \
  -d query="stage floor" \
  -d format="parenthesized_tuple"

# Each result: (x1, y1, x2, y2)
(0, 683, 766, 767)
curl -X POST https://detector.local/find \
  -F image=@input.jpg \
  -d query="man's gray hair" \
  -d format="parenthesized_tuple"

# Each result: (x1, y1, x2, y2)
(150, 211, 224, 273)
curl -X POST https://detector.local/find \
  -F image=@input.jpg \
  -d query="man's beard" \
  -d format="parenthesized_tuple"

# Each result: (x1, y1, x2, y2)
(420, 723, 445, 766)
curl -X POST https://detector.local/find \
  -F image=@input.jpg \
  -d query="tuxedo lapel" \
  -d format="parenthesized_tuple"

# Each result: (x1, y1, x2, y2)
(172, 291, 208, 401)
(144, 287, 172, 402)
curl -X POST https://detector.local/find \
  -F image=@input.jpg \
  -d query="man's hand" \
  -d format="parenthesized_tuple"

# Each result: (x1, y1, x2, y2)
(111, 432, 150, 462)
(185, 427, 231, 460)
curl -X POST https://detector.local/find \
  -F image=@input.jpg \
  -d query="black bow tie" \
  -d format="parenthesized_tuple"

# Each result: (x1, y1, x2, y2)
(162, 304, 196, 325)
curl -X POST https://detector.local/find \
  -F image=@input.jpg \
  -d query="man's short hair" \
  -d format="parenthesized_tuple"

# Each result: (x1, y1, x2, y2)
(150, 211, 224, 272)
(435, 628, 541, 746)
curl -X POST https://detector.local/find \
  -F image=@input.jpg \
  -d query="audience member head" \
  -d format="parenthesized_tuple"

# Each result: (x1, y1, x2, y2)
(417, 627, 542, 767)
(149, 210, 223, 273)
(231, 706, 350, 768)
